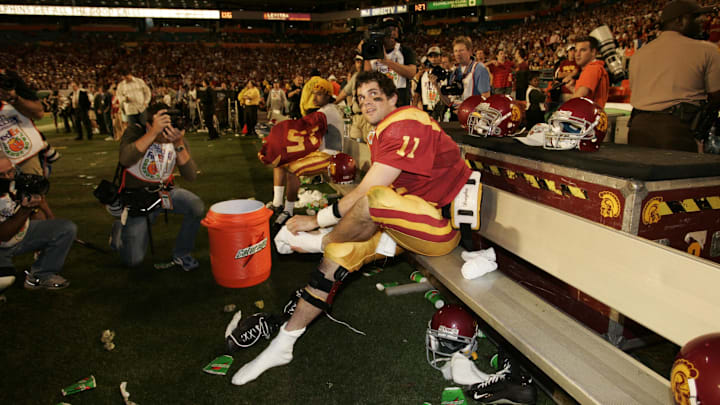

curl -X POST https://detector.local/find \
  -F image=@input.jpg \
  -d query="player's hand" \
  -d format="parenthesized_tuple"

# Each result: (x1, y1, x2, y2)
(286, 215, 319, 235)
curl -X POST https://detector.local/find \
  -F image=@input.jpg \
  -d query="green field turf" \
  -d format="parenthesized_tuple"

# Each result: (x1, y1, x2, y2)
(0, 116, 673, 404)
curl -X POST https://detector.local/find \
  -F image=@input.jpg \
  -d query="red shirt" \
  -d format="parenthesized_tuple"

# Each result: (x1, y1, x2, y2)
(369, 107, 471, 207)
(575, 60, 609, 108)
(489, 60, 514, 88)
(258, 111, 327, 166)
(556, 59, 579, 94)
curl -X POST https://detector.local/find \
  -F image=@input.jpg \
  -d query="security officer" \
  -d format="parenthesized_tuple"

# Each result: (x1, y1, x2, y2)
(628, 0, 720, 152)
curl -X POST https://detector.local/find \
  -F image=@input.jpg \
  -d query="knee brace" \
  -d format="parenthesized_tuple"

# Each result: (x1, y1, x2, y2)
(300, 267, 349, 312)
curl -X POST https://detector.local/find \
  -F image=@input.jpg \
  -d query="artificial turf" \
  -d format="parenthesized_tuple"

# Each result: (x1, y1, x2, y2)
(0, 117, 557, 405)
(1, 115, 675, 404)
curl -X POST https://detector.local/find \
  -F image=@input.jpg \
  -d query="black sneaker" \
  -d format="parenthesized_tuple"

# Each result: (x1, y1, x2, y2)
(468, 372, 537, 404)
(271, 211, 293, 235)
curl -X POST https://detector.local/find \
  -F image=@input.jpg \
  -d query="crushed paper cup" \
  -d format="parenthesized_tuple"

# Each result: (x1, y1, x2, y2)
(101, 329, 115, 343)
(203, 355, 234, 375)
(120, 381, 138, 405)
(62, 375, 96, 396)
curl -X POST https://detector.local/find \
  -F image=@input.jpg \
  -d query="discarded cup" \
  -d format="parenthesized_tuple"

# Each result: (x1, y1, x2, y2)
(441, 386, 467, 405)
(410, 271, 427, 283)
(203, 354, 234, 375)
(62, 375, 97, 396)
(376, 281, 399, 291)
(490, 353, 499, 370)
(425, 290, 445, 309)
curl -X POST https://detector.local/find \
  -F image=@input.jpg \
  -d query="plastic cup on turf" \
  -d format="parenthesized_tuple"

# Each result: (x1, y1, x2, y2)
(61, 375, 96, 396)
(425, 289, 445, 309)
(376, 281, 399, 291)
(410, 271, 427, 283)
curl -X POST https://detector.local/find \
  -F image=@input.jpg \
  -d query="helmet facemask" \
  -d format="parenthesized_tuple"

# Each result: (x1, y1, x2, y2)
(468, 106, 509, 137)
(544, 109, 599, 150)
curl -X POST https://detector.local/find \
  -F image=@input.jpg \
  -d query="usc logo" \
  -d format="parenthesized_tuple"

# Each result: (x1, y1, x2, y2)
(596, 111, 608, 133)
(642, 196, 663, 225)
(510, 104, 522, 123)
(671, 358, 699, 405)
(598, 191, 620, 218)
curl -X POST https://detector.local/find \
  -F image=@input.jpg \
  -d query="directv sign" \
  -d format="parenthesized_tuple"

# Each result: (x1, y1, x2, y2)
(360, 4, 408, 17)
(427, 0, 479, 10)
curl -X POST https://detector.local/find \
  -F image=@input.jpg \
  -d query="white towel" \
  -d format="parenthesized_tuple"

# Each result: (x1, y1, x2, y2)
(450, 352, 490, 385)
(274, 226, 332, 254)
(461, 256, 498, 280)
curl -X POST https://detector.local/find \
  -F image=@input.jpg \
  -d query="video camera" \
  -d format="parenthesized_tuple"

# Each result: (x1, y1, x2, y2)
(0, 173, 50, 202)
(362, 27, 391, 60)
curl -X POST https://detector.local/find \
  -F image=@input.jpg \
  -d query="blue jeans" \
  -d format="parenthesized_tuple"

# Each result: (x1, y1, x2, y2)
(117, 188, 204, 267)
(0, 219, 77, 279)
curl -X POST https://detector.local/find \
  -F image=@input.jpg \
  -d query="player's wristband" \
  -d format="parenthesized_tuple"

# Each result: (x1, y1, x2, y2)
(317, 206, 339, 228)
(331, 201, 342, 219)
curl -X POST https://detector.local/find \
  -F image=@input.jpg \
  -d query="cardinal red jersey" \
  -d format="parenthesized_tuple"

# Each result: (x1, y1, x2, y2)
(258, 111, 327, 167)
(369, 106, 471, 207)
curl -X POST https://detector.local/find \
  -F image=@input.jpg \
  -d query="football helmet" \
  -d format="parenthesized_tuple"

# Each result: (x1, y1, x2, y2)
(426, 304, 479, 370)
(671, 333, 720, 405)
(544, 97, 608, 152)
(457, 96, 485, 129)
(327, 153, 356, 184)
(467, 94, 525, 137)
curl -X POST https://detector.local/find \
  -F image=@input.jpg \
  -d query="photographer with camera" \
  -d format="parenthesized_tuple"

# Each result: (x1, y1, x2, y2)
(628, 0, 720, 153)
(110, 103, 204, 270)
(362, 17, 417, 107)
(0, 71, 57, 219)
(414, 46, 444, 115)
(0, 153, 76, 290)
(0, 69, 43, 122)
(443, 36, 492, 120)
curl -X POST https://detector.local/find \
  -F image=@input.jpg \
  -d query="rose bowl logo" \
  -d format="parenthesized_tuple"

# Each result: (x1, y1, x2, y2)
(1, 127, 31, 158)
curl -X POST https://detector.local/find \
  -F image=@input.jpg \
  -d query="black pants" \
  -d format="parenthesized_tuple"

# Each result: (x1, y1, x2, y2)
(73, 109, 92, 139)
(244, 105, 258, 135)
(203, 109, 218, 139)
(628, 112, 696, 152)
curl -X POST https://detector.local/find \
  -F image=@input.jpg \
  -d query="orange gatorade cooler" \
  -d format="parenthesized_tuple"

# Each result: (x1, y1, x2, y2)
(201, 199, 273, 288)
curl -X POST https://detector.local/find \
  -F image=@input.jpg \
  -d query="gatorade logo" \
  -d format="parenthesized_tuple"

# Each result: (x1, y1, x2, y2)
(234, 238, 267, 259)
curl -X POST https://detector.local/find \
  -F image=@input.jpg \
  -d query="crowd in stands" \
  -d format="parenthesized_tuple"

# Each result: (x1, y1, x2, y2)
(1, 0, 718, 109)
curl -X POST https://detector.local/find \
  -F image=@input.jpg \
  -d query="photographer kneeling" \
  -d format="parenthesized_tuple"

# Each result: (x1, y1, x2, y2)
(111, 103, 204, 270)
(0, 154, 76, 290)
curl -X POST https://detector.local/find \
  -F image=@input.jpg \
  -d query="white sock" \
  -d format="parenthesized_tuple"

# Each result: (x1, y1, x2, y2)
(231, 322, 306, 386)
(461, 247, 496, 263)
(272, 186, 285, 207)
(461, 256, 498, 280)
(284, 199, 295, 215)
